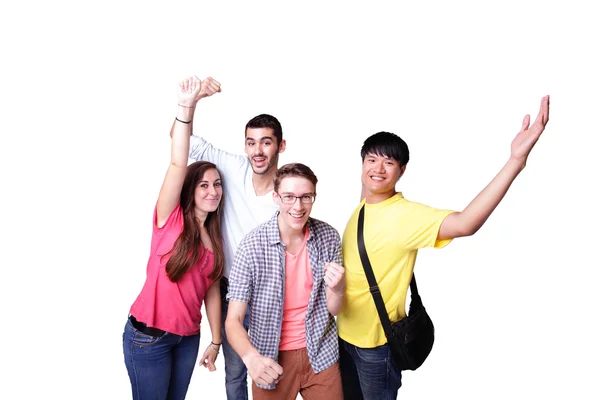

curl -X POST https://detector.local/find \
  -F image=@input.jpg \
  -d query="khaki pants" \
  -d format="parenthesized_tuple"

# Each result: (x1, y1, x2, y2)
(252, 348, 343, 400)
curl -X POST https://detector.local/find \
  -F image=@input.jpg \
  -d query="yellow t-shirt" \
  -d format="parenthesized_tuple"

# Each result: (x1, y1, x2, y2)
(337, 193, 454, 348)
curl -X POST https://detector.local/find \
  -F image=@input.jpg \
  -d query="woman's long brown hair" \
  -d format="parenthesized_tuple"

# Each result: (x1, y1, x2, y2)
(163, 161, 224, 282)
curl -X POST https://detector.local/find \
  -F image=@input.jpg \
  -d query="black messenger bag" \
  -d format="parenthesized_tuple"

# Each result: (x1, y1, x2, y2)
(357, 205, 435, 371)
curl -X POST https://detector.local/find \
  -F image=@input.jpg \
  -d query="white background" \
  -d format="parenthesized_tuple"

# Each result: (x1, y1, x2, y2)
(1, 1, 599, 399)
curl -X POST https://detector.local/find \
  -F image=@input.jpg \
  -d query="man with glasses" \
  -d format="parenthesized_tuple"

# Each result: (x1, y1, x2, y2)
(225, 163, 346, 400)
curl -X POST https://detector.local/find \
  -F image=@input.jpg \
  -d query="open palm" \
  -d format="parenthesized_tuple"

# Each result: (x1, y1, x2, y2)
(510, 95, 550, 163)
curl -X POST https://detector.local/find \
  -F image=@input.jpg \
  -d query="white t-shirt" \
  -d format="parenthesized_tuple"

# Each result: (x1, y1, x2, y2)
(189, 135, 278, 278)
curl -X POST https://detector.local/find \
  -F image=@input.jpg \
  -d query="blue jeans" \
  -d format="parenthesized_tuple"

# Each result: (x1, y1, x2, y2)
(221, 292, 250, 400)
(339, 337, 402, 400)
(123, 317, 200, 400)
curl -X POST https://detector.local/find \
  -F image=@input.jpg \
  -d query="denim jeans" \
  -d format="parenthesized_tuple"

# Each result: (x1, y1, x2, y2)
(221, 285, 251, 400)
(339, 337, 402, 400)
(123, 318, 200, 400)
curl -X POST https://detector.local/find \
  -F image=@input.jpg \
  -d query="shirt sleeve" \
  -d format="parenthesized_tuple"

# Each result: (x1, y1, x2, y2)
(331, 228, 343, 265)
(152, 204, 183, 235)
(402, 203, 455, 250)
(150, 204, 183, 256)
(226, 242, 252, 303)
(189, 135, 244, 166)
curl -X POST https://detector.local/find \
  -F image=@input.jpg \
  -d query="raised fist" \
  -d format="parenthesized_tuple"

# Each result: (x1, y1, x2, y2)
(178, 76, 221, 108)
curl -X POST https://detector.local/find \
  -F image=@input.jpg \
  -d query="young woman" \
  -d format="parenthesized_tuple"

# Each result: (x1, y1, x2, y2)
(123, 76, 224, 400)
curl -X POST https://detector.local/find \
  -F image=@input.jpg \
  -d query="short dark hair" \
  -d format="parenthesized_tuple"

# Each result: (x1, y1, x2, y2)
(360, 131, 410, 167)
(245, 114, 283, 145)
(274, 163, 318, 193)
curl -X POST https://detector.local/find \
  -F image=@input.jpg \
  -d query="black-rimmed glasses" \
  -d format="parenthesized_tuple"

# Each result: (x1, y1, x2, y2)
(277, 193, 316, 204)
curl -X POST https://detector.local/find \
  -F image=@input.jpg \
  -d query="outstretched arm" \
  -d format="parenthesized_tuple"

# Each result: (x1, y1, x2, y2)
(438, 95, 550, 240)
(156, 77, 212, 227)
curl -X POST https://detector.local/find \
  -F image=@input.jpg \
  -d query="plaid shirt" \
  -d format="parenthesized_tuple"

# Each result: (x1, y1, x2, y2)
(227, 212, 342, 389)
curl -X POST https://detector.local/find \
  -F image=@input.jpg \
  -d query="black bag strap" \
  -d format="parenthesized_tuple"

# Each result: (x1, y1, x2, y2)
(357, 205, 421, 338)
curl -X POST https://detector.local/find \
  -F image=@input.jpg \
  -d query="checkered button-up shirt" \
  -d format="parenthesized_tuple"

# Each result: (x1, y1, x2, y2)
(227, 212, 342, 389)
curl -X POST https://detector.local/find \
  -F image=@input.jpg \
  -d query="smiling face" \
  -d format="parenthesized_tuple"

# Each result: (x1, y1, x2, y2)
(244, 127, 286, 175)
(361, 153, 406, 203)
(273, 176, 316, 232)
(194, 168, 223, 216)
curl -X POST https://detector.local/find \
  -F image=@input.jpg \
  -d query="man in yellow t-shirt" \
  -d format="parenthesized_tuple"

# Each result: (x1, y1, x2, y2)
(337, 96, 550, 399)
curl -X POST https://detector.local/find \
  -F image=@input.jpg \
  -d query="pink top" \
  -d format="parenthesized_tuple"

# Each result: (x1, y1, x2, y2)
(129, 205, 214, 336)
(279, 230, 313, 350)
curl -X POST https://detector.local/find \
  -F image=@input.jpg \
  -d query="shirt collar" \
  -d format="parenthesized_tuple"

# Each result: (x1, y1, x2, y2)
(266, 212, 315, 246)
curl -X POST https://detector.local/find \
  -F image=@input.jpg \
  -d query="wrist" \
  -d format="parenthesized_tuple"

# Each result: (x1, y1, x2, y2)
(209, 342, 221, 355)
(176, 104, 195, 122)
(241, 350, 260, 366)
(506, 156, 527, 172)
(327, 286, 345, 296)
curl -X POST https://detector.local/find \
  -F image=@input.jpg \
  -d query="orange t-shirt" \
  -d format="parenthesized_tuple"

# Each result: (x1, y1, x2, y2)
(279, 230, 313, 350)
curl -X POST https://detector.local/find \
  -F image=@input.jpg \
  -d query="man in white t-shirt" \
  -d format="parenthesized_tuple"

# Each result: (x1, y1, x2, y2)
(170, 76, 285, 400)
